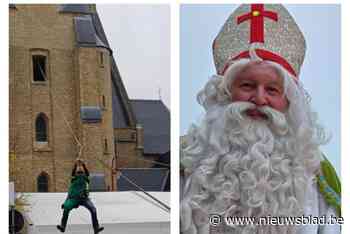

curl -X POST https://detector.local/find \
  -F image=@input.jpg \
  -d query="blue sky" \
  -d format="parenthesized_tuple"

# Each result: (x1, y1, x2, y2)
(180, 4, 341, 175)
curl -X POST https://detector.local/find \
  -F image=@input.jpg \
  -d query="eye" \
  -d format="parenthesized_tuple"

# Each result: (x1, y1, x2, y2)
(239, 82, 254, 90)
(266, 87, 281, 95)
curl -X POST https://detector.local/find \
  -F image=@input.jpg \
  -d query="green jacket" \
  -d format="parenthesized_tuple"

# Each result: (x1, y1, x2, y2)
(63, 164, 90, 210)
(68, 174, 90, 200)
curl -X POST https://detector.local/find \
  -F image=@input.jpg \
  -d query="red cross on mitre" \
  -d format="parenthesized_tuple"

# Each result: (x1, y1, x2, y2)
(237, 4, 278, 43)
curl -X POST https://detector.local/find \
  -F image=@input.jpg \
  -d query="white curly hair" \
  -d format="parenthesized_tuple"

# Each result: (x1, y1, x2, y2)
(180, 50, 328, 234)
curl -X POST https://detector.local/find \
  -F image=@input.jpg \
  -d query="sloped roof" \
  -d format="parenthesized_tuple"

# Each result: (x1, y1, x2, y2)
(112, 83, 130, 128)
(58, 4, 91, 14)
(80, 106, 102, 123)
(90, 8, 136, 127)
(74, 15, 110, 51)
(61, 4, 136, 128)
(117, 168, 169, 191)
(131, 100, 170, 154)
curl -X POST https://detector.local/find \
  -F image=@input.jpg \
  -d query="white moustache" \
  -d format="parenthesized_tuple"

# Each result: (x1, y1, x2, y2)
(224, 102, 255, 124)
(225, 101, 289, 136)
(259, 106, 289, 135)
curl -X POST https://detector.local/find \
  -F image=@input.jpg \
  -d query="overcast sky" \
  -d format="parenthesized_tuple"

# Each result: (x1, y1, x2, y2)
(180, 4, 341, 174)
(97, 5, 170, 109)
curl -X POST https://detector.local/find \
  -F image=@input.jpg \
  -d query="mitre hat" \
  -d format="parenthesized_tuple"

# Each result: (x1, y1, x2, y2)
(213, 4, 306, 79)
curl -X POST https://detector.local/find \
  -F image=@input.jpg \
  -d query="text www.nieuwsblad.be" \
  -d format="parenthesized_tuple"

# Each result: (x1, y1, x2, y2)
(209, 214, 344, 226)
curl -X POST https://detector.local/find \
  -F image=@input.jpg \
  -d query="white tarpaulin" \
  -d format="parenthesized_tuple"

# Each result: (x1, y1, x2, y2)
(21, 191, 170, 234)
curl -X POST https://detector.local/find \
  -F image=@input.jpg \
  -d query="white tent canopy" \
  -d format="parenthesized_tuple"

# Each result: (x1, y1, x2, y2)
(20, 191, 170, 234)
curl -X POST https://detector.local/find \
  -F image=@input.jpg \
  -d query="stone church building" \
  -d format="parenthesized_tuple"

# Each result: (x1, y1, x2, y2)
(9, 4, 170, 192)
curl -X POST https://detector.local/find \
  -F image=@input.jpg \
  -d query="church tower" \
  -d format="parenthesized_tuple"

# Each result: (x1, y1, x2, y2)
(9, 4, 115, 192)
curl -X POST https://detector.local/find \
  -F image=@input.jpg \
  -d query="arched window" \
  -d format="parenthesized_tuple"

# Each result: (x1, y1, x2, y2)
(37, 172, 49, 192)
(35, 113, 47, 142)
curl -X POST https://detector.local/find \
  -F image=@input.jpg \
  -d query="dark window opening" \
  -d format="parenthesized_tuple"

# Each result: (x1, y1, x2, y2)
(102, 95, 106, 108)
(100, 52, 104, 66)
(33, 55, 46, 81)
(37, 173, 49, 192)
(35, 114, 47, 142)
(104, 138, 108, 152)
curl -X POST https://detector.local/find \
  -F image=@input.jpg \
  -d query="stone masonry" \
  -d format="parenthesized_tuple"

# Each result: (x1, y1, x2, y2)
(9, 4, 146, 192)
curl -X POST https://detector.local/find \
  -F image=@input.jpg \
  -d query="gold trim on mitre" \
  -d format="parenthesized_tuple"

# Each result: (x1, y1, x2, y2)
(213, 4, 306, 79)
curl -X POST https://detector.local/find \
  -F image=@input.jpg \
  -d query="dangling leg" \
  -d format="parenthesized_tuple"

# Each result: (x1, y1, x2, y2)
(81, 198, 104, 234)
(57, 207, 71, 232)
(57, 199, 76, 232)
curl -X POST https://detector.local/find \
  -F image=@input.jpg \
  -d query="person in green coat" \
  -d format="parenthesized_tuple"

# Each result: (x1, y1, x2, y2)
(57, 159, 104, 234)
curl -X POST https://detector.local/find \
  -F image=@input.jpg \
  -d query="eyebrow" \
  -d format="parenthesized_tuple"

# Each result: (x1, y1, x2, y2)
(236, 78, 254, 83)
(266, 81, 283, 88)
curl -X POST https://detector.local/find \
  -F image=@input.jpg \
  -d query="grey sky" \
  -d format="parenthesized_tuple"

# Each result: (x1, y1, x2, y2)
(97, 5, 170, 109)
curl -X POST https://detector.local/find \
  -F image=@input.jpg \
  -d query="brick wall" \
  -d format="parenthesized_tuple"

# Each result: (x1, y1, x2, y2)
(9, 5, 115, 192)
(9, 4, 155, 192)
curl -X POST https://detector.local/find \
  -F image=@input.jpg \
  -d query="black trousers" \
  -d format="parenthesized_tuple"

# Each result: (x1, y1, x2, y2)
(60, 198, 100, 230)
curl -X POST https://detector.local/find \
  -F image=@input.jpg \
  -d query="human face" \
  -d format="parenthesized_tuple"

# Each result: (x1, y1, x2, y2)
(76, 164, 84, 174)
(230, 62, 288, 120)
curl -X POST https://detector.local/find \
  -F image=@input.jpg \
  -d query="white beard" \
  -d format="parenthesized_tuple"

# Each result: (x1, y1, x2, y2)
(181, 102, 321, 234)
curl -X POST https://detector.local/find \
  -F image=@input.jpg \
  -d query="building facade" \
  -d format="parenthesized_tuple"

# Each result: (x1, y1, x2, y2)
(9, 4, 170, 192)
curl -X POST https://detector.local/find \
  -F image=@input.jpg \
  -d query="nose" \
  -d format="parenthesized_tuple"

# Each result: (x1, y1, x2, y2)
(250, 87, 267, 106)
